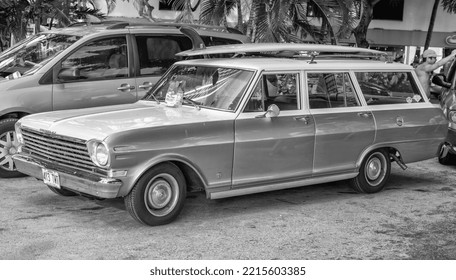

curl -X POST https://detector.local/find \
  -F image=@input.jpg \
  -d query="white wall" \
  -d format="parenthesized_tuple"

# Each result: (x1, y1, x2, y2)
(369, 0, 456, 32)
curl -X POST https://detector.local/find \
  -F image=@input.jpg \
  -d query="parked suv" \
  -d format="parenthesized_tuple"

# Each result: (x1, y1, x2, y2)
(0, 21, 248, 178)
(12, 44, 448, 226)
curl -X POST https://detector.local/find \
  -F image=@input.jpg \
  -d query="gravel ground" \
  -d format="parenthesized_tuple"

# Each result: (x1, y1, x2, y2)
(1, 158, 456, 260)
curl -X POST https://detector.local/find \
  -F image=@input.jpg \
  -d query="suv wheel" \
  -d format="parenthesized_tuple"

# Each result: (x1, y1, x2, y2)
(438, 143, 454, 165)
(0, 118, 25, 178)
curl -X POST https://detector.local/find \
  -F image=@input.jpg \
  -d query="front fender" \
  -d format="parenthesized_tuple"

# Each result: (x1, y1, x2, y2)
(115, 153, 209, 197)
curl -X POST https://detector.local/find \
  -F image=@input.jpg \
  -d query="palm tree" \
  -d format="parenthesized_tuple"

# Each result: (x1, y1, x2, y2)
(351, 0, 380, 48)
(199, 0, 355, 43)
(0, 0, 107, 45)
(425, 0, 456, 50)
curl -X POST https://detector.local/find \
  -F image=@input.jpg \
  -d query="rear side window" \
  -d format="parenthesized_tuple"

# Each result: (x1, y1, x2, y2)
(136, 36, 244, 77)
(307, 72, 360, 109)
(136, 36, 191, 77)
(355, 71, 424, 105)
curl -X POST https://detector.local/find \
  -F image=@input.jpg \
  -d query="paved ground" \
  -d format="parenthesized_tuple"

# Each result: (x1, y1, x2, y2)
(1, 158, 456, 260)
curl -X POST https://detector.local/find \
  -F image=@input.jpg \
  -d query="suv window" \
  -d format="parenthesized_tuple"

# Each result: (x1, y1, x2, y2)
(60, 36, 128, 81)
(307, 72, 360, 109)
(136, 36, 192, 76)
(355, 71, 424, 105)
(244, 73, 299, 112)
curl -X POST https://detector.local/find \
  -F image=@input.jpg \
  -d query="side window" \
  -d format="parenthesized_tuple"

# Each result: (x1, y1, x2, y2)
(355, 71, 424, 105)
(136, 36, 191, 76)
(244, 73, 299, 112)
(307, 72, 360, 109)
(60, 37, 127, 82)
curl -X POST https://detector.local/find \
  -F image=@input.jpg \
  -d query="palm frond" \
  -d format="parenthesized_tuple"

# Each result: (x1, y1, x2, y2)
(441, 0, 456, 13)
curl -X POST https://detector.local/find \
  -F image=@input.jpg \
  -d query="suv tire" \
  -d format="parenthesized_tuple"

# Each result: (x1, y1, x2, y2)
(0, 118, 25, 178)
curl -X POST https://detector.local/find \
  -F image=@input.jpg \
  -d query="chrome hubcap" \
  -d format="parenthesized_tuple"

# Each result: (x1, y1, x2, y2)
(364, 152, 387, 187)
(145, 173, 179, 217)
(0, 130, 20, 171)
(367, 158, 382, 180)
(149, 181, 172, 209)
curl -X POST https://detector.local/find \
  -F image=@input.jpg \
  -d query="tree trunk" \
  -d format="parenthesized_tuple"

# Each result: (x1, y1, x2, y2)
(237, 0, 243, 33)
(34, 0, 43, 34)
(353, 0, 380, 48)
(424, 0, 440, 50)
(246, 0, 258, 42)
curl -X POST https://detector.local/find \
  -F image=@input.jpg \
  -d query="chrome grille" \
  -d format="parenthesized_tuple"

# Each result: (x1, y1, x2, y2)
(21, 127, 101, 174)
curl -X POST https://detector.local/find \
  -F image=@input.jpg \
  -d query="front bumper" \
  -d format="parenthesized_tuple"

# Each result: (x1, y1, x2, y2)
(13, 154, 122, 199)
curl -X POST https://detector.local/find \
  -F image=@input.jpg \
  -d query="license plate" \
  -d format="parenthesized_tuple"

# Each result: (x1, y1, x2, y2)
(42, 168, 61, 189)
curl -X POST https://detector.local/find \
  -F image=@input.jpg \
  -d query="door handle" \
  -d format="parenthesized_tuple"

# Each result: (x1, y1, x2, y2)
(396, 116, 404, 126)
(138, 82, 154, 89)
(357, 112, 372, 118)
(117, 83, 135, 91)
(294, 116, 311, 124)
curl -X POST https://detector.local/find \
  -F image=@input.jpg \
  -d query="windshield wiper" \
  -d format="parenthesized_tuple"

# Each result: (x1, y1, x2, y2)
(146, 88, 160, 104)
(183, 96, 201, 110)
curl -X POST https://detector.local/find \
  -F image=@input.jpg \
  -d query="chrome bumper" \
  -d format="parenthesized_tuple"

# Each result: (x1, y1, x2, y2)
(12, 154, 122, 199)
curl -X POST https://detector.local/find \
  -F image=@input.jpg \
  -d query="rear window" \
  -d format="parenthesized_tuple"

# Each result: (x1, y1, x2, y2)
(355, 71, 424, 105)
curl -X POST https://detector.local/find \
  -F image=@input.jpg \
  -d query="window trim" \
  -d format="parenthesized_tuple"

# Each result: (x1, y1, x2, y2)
(305, 70, 361, 110)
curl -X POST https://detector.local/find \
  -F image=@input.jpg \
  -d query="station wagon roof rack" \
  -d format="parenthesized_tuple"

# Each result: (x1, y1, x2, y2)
(176, 43, 387, 61)
(105, 21, 235, 34)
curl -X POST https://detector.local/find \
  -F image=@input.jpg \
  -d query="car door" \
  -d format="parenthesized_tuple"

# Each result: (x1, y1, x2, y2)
(232, 72, 315, 187)
(354, 70, 443, 161)
(52, 35, 137, 110)
(307, 71, 376, 175)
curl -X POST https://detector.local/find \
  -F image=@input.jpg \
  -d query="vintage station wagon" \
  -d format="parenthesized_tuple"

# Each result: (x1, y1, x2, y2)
(12, 44, 448, 226)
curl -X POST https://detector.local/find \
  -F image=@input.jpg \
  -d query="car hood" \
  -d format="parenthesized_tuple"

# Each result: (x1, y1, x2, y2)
(19, 101, 234, 141)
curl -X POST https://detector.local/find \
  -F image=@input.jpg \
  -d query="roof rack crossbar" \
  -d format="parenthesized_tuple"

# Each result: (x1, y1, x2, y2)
(105, 21, 232, 33)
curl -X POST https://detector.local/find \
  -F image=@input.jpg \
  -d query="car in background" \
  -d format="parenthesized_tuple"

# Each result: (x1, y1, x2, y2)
(436, 60, 456, 164)
(0, 21, 248, 178)
(12, 43, 448, 226)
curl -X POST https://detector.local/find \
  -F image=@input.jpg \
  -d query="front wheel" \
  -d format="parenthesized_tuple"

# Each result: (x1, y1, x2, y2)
(125, 162, 187, 226)
(0, 118, 26, 178)
(350, 149, 391, 194)
(438, 143, 454, 165)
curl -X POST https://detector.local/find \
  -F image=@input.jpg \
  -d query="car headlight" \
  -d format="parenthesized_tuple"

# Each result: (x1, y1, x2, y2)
(87, 140, 110, 167)
(15, 122, 24, 145)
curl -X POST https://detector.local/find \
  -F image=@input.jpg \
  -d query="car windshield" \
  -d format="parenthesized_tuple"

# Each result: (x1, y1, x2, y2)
(145, 65, 255, 112)
(0, 33, 81, 79)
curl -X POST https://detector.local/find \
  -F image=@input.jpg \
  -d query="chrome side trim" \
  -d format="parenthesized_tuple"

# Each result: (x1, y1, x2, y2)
(209, 173, 358, 199)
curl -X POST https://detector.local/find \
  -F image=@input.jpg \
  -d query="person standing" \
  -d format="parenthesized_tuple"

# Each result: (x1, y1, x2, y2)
(415, 49, 456, 97)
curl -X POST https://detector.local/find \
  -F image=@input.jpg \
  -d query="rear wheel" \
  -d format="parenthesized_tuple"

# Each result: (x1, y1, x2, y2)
(0, 118, 25, 178)
(125, 162, 186, 226)
(350, 149, 391, 193)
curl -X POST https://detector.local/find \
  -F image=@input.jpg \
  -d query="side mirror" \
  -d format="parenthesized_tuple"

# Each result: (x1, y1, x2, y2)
(432, 74, 451, 89)
(57, 67, 81, 81)
(255, 104, 280, 118)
